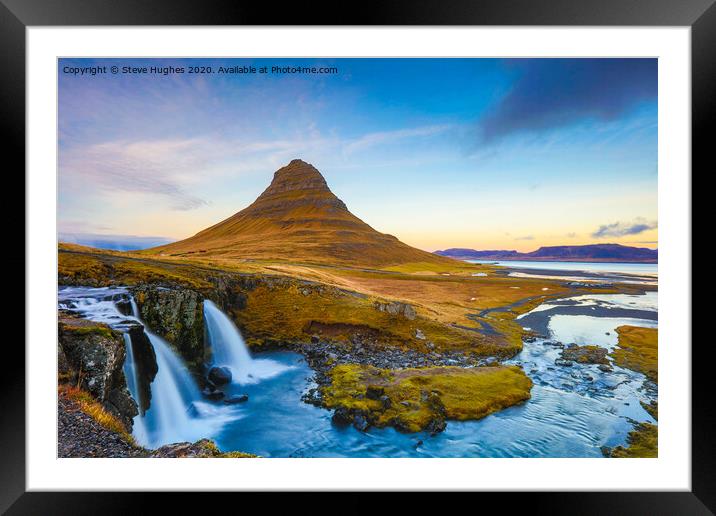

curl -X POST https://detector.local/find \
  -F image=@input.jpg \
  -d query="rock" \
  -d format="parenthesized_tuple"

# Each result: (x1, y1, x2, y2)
(331, 407, 353, 426)
(124, 324, 158, 415)
(131, 286, 206, 370)
(598, 364, 614, 373)
(373, 301, 417, 320)
(415, 329, 426, 340)
(114, 299, 133, 316)
(224, 394, 249, 404)
(352, 413, 370, 432)
(58, 316, 138, 430)
(310, 335, 320, 344)
(205, 390, 225, 401)
(560, 344, 610, 365)
(554, 358, 573, 367)
(379, 395, 392, 409)
(425, 417, 447, 436)
(150, 438, 254, 458)
(208, 366, 232, 386)
(366, 385, 385, 400)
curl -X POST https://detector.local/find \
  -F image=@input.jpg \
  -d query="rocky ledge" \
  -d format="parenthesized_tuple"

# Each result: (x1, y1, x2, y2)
(58, 314, 138, 430)
(58, 388, 255, 458)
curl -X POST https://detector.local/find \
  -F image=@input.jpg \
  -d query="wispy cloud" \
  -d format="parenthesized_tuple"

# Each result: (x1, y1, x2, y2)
(514, 235, 534, 241)
(592, 218, 657, 238)
(60, 138, 212, 210)
(344, 125, 451, 155)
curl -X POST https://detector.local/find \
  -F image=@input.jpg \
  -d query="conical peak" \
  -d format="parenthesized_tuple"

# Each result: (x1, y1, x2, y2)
(263, 159, 329, 196)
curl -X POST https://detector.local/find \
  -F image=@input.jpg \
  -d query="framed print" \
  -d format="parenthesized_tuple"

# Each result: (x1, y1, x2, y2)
(4, 0, 710, 512)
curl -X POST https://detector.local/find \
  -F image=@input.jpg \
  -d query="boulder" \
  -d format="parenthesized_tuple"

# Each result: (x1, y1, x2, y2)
(208, 366, 232, 386)
(366, 385, 385, 400)
(373, 301, 417, 320)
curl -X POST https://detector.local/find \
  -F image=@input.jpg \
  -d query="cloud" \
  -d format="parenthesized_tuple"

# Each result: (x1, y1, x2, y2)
(479, 59, 657, 144)
(344, 125, 451, 155)
(565, 232, 577, 238)
(514, 235, 534, 241)
(592, 218, 657, 238)
(60, 138, 212, 210)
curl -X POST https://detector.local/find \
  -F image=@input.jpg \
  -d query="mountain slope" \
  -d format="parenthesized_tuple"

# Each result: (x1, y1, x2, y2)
(148, 159, 456, 268)
(435, 244, 658, 263)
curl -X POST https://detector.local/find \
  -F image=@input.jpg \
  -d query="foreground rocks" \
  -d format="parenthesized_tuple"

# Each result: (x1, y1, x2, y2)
(58, 395, 146, 458)
(151, 439, 256, 458)
(318, 363, 532, 434)
(58, 391, 255, 458)
(559, 344, 610, 365)
(58, 315, 138, 430)
(132, 285, 206, 370)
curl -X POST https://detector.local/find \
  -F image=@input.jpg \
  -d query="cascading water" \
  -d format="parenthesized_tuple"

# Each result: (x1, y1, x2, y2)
(127, 301, 228, 449)
(203, 300, 255, 383)
(122, 333, 149, 444)
(203, 300, 293, 385)
(58, 286, 231, 449)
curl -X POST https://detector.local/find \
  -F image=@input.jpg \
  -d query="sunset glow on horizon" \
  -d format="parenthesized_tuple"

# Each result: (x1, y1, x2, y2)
(58, 58, 658, 252)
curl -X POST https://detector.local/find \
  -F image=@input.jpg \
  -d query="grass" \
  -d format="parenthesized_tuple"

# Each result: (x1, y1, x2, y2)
(321, 364, 533, 432)
(59, 245, 649, 358)
(611, 325, 658, 382)
(608, 422, 658, 458)
(59, 384, 135, 445)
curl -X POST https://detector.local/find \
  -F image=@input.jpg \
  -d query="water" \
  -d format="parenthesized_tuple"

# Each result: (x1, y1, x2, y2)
(467, 259, 657, 276)
(59, 286, 231, 448)
(203, 300, 292, 385)
(59, 285, 657, 457)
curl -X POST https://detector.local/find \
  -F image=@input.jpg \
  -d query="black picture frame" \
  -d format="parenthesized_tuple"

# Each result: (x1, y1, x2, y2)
(3, 0, 708, 513)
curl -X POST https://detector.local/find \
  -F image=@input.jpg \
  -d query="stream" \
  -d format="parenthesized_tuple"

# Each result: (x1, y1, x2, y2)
(58, 280, 657, 458)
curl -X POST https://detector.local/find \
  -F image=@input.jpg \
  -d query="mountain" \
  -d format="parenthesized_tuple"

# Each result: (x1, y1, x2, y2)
(435, 244, 658, 263)
(148, 159, 456, 268)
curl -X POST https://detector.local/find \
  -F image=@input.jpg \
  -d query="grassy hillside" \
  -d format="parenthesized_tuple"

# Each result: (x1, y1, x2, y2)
(143, 159, 456, 268)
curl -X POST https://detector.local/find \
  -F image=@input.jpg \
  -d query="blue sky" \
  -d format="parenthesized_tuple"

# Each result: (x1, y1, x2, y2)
(58, 58, 657, 252)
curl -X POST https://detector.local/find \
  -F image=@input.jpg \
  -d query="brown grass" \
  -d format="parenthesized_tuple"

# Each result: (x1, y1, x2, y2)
(611, 325, 658, 382)
(59, 384, 135, 444)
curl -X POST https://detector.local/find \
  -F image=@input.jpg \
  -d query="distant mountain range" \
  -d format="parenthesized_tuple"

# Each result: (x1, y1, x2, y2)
(434, 244, 658, 263)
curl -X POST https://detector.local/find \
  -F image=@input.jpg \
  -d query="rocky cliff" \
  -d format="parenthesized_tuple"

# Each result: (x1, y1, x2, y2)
(58, 315, 138, 430)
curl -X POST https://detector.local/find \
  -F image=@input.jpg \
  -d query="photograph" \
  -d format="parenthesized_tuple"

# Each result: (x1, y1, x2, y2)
(56, 57, 659, 459)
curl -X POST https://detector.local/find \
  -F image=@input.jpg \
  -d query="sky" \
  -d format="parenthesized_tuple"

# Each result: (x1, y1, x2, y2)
(58, 58, 658, 252)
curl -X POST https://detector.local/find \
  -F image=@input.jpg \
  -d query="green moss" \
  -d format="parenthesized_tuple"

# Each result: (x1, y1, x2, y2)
(611, 326, 658, 382)
(60, 324, 116, 339)
(321, 364, 533, 433)
(608, 422, 658, 458)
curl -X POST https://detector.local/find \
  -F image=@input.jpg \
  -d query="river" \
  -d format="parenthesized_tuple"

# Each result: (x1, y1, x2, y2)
(58, 261, 657, 457)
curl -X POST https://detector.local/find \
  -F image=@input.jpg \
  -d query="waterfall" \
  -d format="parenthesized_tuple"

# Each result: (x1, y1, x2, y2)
(122, 333, 149, 445)
(203, 300, 294, 385)
(126, 298, 216, 448)
(137, 331, 207, 447)
(203, 300, 255, 383)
